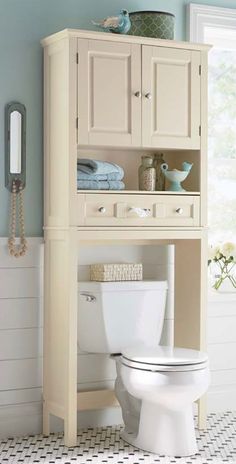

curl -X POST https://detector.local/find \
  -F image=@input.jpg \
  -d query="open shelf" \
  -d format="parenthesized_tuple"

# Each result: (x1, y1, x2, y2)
(77, 190, 201, 195)
(77, 148, 201, 193)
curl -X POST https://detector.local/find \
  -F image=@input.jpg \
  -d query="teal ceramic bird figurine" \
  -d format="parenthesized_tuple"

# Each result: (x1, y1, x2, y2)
(92, 9, 131, 34)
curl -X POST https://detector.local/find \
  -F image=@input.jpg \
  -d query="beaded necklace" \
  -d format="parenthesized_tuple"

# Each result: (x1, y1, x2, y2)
(8, 180, 27, 257)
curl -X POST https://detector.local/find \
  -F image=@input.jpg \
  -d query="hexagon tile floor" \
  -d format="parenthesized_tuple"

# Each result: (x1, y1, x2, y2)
(0, 411, 236, 464)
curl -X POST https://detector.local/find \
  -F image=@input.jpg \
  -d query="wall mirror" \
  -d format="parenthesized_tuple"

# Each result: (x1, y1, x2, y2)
(5, 102, 26, 191)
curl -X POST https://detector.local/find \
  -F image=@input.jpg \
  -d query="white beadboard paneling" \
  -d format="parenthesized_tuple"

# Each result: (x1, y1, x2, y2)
(0, 388, 42, 406)
(0, 328, 43, 360)
(207, 386, 236, 413)
(208, 315, 236, 344)
(0, 403, 122, 439)
(0, 268, 40, 299)
(77, 354, 116, 384)
(0, 237, 43, 432)
(209, 343, 236, 371)
(208, 289, 236, 303)
(0, 298, 42, 329)
(79, 245, 143, 265)
(143, 263, 174, 288)
(141, 245, 174, 265)
(0, 403, 43, 438)
(79, 244, 174, 266)
(211, 369, 236, 387)
(78, 245, 174, 268)
(0, 382, 116, 407)
(0, 238, 43, 268)
(0, 358, 42, 391)
(208, 300, 236, 317)
(77, 380, 115, 391)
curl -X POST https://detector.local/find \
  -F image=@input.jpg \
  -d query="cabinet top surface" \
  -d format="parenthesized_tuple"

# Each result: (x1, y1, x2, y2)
(41, 28, 211, 51)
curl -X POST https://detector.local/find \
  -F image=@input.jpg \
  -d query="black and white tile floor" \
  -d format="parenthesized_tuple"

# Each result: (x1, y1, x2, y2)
(0, 412, 236, 464)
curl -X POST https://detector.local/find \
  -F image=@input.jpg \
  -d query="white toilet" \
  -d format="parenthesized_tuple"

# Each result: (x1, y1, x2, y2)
(78, 280, 210, 457)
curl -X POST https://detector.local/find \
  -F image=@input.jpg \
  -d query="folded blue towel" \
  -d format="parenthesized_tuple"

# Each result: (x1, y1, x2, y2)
(77, 170, 124, 181)
(77, 180, 125, 190)
(77, 159, 124, 177)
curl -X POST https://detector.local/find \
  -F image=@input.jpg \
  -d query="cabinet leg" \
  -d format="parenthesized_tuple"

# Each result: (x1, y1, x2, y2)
(198, 395, 207, 429)
(64, 412, 77, 447)
(43, 403, 50, 436)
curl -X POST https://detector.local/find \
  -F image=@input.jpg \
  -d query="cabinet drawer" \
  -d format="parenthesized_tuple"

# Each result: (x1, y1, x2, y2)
(78, 194, 200, 227)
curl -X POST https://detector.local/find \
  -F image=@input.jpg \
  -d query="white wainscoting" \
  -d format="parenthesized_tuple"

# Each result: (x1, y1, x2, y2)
(0, 238, 235, 438)
(207, 291, 236, 412)
(0, 238, 44, 438)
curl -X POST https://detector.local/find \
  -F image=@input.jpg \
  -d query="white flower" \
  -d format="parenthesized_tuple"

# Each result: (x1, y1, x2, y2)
(208, 244, 221, 260)
(220, 242, 236, 260)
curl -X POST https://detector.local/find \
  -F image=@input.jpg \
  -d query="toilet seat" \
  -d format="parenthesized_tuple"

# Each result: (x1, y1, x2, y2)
(121, 345, 208, 372)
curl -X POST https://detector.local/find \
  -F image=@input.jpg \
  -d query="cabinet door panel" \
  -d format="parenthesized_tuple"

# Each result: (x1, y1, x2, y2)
(78, 39, 141, 147)
(142, 46, 201, 149)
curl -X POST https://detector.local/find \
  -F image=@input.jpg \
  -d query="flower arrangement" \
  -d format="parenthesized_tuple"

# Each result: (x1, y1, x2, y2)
(208, 242, 236, 290)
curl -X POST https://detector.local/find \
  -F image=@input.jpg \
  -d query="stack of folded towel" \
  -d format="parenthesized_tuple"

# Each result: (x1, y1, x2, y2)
(77, 159, 125, 190)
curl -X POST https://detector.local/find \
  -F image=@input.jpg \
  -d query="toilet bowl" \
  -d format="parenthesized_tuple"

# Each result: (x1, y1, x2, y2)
(115, 345, 210, 456)
(78, 281, 210, 457)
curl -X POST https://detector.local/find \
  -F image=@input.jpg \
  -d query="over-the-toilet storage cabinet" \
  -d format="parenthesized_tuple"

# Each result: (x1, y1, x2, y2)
(42, 29, 209, 446)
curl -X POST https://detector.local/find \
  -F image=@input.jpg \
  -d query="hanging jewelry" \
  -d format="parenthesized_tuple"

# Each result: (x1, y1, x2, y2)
(8, 180, 27, 257)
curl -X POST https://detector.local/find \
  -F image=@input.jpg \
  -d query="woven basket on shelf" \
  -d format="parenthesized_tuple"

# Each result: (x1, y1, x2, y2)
(90, 263, 143, 282)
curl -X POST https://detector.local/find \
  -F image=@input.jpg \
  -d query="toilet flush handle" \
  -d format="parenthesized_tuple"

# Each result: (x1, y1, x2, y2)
(80, 293, 96, 303)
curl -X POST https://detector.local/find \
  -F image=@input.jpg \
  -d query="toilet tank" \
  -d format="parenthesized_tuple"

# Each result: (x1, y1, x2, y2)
(78, 280, 168, 354)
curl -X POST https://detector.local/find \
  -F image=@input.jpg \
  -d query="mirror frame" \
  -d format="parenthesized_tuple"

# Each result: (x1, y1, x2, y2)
(5, 102, 26, 191)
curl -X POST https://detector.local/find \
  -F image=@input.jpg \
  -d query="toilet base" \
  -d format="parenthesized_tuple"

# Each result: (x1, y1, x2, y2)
(121, 400, 198, 457)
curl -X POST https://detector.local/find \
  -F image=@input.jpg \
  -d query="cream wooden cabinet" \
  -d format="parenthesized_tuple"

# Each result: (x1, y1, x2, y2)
(78, 39, 201, 149)
(42, 29, 210, 447)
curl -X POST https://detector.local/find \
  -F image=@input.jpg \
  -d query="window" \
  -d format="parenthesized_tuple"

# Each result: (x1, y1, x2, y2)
(188, 4, 236, 241)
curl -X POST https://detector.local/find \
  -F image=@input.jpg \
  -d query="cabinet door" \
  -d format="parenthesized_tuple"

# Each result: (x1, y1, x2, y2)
(78, 39, 141, 147)
(142, 46, 201, 149)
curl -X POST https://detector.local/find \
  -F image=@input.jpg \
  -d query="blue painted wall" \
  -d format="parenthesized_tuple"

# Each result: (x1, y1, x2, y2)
(0, 0, 236, 236)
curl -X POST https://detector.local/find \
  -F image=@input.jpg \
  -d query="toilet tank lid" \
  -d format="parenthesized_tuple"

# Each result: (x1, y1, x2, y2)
(122, 345, 208, 365)
(78, 280, 168, 292)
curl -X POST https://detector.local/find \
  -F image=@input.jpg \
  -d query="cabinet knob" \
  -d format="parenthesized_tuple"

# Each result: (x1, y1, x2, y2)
(81, 293, 96, 303)
(98, 207, 106, 213)
(145, 92, 152, 100)
(176, 207, 183, 215)
(134, 91, 141, 98)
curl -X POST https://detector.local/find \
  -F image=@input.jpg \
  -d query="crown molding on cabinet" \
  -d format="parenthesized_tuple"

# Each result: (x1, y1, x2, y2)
(41, 28, 211, 51)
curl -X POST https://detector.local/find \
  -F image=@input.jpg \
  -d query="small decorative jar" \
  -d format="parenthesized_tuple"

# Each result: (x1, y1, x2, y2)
(138, 155, 156, 191)
(153, 153, 166, 191)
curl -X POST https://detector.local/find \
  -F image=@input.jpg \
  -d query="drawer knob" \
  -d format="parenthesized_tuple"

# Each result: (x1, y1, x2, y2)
(134, 91, 141, 98)
(145, 92, 152, 100)
(176, 207, 183, 215)
(98, 207, 106, 213)
(81, 293, 96, 303)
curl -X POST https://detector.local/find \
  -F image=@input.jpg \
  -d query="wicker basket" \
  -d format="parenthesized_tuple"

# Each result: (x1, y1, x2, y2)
(90, 263, 143, 282)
